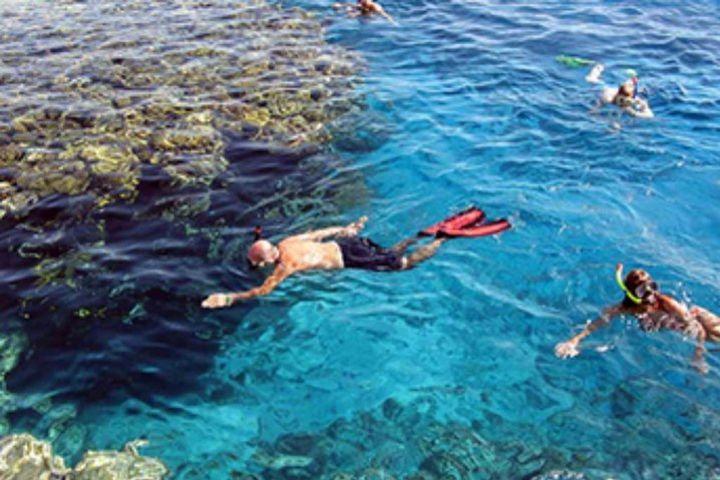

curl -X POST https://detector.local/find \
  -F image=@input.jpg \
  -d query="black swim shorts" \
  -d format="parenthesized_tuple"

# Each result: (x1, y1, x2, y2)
(335, 236, 403, 271)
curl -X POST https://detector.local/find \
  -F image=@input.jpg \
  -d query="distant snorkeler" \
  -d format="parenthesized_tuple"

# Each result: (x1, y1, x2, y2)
(332, 0, 397, 24)
(201, 207, 510, 308)
(585, 64, 654, 119)
(555, 264, 720, 373)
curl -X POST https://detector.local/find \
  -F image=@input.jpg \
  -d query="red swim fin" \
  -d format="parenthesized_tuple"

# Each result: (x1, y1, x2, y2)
(437, 219, 511, 238)
(419, 207, 485, 237)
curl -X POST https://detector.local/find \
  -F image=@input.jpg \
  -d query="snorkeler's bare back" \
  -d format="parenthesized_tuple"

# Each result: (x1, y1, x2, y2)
(200, 241, 343, 309)
(638, 295, 720, 339)
(277, 238, 345, 272)
(201, 217, 368, 309)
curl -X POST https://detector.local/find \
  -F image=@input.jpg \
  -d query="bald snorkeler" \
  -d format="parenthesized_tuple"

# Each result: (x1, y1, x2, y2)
(201, 207, 510, 308)
(555, 264, 720, 373)
(333, 0, 397, 24)
(586, 64, 654, 119)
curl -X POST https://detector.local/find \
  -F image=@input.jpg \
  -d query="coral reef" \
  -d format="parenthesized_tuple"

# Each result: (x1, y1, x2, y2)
(224, 397, 584, 479)
(0, 0, 361, 218)
(218, 388, 720, 479)
(0, 434, 167, 479)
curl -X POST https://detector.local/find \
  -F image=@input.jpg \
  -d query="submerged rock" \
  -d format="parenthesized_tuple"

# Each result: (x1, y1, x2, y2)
(73, 439, 168, 480)
(0, 332, 27, 436)
(252, 451, 315, 470)
(0, 332, 25, 383)
(0, 434, 168, 480)
(529, 470, 587, 480)
(225, 396, 614, 479)
(0, 433, 69, 479)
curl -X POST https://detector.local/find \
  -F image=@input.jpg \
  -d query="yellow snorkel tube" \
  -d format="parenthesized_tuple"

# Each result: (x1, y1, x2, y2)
(615, 263, 641, 304)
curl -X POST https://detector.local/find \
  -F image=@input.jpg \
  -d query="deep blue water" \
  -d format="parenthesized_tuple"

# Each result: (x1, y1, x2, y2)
(3, 0, 720, 478)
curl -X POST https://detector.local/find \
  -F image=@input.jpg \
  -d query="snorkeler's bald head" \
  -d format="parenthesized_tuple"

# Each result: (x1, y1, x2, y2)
(247, 240, 279, 268)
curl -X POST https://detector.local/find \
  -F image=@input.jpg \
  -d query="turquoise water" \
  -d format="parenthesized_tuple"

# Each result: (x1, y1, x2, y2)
(3, 0, 720, 478)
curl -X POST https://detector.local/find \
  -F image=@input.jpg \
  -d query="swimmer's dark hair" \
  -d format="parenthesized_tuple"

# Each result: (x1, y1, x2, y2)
(622, 269, 652, 308)
(613, 83, 634, 105)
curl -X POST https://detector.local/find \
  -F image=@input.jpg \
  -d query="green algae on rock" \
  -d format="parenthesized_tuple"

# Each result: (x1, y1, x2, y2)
(0, 0, 361, 218)
(0, 434, 168, 480)
(0, 332, 28, 437)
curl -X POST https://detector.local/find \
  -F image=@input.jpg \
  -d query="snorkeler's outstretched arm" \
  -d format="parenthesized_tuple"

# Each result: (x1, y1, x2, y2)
(555, 304, 625, 359)
(286, 216, 367, 242)
(201, 267, 291, 309)
(332, 2, 359, 15)
(377, 7, 397, 24)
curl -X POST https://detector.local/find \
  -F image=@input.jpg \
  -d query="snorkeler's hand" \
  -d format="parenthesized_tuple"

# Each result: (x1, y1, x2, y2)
(346, 216, 368, 236)
(554, 340, 580, 359)
(201, 293, 235, 309)
(627, 98, 654, 119)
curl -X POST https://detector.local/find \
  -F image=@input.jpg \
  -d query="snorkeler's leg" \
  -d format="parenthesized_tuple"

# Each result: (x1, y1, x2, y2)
(403, 238, 447, 269)
(692, 307, 720, 341)
(585, 63, 604, 83)
(692, 328, 709, 374)
(390, 237, 418, 254)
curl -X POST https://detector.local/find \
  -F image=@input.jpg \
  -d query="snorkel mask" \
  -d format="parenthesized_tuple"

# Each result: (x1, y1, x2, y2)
(625, 69, 639, 97)
(616, 263, 641, 304)
(615, 263, 658, 304)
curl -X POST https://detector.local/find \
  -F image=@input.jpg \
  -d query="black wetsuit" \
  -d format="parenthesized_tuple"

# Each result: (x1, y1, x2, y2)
(335, 237, 403, 271)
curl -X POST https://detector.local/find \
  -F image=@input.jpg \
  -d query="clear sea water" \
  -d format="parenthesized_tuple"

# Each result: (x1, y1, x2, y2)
(2, 0, 720, 478)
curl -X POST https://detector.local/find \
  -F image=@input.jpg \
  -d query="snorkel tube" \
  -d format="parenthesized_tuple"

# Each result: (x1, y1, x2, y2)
(556, 54, 595, 68)
(615, 263, 641, 304)
(625, 69, 639, 98)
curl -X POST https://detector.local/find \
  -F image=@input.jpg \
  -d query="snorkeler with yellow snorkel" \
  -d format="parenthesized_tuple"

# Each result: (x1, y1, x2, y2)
(555, 264, 720, 373)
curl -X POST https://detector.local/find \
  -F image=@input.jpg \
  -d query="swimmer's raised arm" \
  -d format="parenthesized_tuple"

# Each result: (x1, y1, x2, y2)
(202, 267, 291, 309)
(286, 216, 367, 242)
(376, 6, 397, 24)
(555, 303, 625, 359)
(585, 63, 604, 84)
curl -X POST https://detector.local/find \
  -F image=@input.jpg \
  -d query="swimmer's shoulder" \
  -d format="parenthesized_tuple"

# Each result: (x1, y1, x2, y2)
(601, 87, 616, 104)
